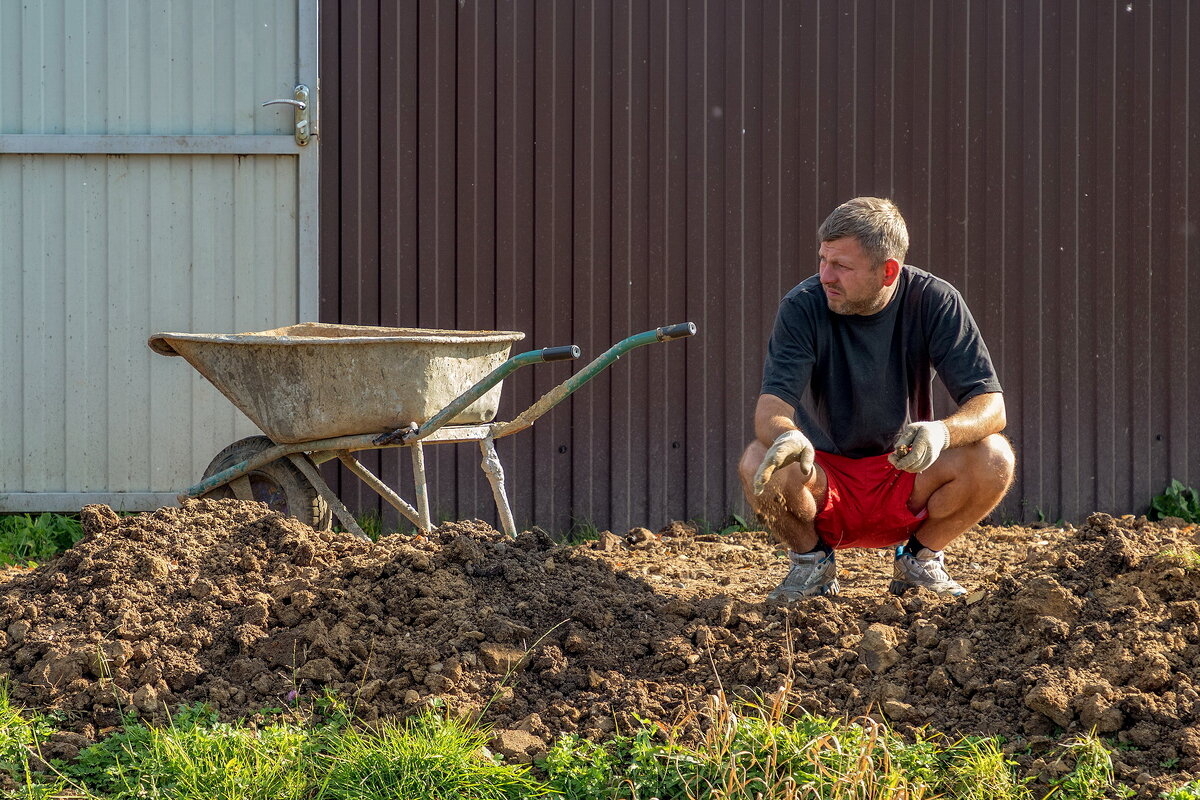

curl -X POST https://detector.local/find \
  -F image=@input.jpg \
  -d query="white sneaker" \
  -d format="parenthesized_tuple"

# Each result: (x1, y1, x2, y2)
(889, 546, 966, 596)
(767, 550, 839, 601)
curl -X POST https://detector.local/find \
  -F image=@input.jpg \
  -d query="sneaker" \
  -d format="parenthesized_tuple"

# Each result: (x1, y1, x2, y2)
(767, 550, 839, 601)
(889, 546, 966, 596)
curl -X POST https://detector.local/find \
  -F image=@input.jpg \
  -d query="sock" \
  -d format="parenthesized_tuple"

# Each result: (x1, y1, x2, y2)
(901, 535, 929, 557)
(803, 539, 833, 557)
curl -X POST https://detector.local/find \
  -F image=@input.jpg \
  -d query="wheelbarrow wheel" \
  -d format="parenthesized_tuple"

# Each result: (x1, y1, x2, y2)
(201, 436, 332, 531)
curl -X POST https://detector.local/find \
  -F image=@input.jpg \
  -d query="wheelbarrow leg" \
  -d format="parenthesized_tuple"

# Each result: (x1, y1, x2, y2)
(479, 435, 517, 539)
(410, 442, 433, 532)
(285, 454, 371, 541)
(336, 452, 427, 533)
(229, 475, 255, 502)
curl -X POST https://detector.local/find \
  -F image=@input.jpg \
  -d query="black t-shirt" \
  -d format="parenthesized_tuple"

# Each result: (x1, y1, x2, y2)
(760, 265, 1002, 457)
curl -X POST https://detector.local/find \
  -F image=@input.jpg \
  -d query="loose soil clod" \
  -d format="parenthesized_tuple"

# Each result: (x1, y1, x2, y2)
(1, 500, 1198, 796)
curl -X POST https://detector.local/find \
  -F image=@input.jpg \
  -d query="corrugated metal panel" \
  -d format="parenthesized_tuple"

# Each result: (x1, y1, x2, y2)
(0, 154, 296, 494)
(322, 0, 1200, 531)
(0, 0, 310, 508)
(0, 0, 298, 136)
(493, 0, 537, 526)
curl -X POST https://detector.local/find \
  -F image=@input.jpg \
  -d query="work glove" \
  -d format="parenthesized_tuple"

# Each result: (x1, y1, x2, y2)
(888, 421, 950, 473)
(753, 430, 815, 495)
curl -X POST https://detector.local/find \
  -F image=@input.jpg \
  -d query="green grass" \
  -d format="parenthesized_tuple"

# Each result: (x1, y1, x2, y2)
(539, 693, 1039, 800)
(2, 681, 1160, 800)
(936, 736, 1033, 800)
(334, 510, 465, 541)
(1165, 781, 1200, 800)
(542, 712, 927, 799)
(333, 511, 401, 541)
(563, 518, 605, 545)
(0, 513, 84, 566)
(63, 703, 315, 800)
(357, 510, 386, 540)
(0, 681, 57, 793)
(62, 705, 543, 800)
(0, 686, 542, 800)
(319, 714, 547, 800)
(1046, 733, 1134, 800)
(1158, 547, 1200, 571)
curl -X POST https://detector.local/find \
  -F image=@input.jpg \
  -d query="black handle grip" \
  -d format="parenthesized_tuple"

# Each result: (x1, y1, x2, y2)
(540, 345, 581, 362)
(657, 322, 698, 341)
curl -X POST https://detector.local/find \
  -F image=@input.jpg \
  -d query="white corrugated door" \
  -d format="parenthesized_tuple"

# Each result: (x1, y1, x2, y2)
(0, 0, 319, 512)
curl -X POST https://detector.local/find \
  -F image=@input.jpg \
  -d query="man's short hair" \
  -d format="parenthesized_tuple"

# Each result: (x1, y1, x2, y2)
(818, 197, 909, 267)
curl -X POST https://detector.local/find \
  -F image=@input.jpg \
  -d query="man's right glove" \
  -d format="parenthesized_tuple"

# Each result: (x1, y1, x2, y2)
(752, 430, 815, 495)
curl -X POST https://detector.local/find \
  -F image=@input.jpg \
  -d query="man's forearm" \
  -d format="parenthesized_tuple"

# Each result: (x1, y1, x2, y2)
(754, 394, 802, 446)
(943, 392, 1006, 448)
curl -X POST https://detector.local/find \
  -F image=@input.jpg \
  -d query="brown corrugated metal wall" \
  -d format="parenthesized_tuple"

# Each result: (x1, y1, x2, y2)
(319, 0, 1199, 532)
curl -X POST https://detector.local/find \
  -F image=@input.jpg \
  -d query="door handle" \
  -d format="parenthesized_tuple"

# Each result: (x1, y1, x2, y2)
(262, 85, 311, 146)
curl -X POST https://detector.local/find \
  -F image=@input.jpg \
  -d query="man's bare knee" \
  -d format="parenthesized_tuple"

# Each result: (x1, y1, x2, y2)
(978, 434, 1015, 492)
(740, 441, 766, 477)
(944, 435, 1014, 515)
(739, 441, 766, 491)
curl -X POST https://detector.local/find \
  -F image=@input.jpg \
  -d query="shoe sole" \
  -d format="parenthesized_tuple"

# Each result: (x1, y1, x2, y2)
(889, 579, 965, 597)
(768, 578, 840, 602)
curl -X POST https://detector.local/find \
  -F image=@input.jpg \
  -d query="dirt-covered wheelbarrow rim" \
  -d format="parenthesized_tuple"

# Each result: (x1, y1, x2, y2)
(148, 321, 524, 357)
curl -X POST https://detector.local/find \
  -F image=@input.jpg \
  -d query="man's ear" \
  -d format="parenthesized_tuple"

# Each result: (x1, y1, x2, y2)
(881, 258, 901, 286)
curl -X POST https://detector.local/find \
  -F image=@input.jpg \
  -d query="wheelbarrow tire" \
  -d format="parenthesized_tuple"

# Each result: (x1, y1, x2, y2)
(201, 436, 333, 531)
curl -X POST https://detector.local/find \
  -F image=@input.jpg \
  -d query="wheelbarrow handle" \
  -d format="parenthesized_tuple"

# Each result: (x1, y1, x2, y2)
(373, 343, 583, 445)
(657, 322, 697, 341)
(539, 345, 582, 362)
(492, 321, 697, 438)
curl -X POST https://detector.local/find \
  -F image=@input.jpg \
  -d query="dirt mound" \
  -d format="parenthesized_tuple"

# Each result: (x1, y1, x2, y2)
(1, 501, 1198, 794)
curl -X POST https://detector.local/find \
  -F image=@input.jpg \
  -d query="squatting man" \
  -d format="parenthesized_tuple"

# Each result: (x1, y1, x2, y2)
(739, 197, 1016, 600)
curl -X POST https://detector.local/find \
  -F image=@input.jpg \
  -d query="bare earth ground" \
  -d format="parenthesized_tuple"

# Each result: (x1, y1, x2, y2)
(1, 500, 1198, 796)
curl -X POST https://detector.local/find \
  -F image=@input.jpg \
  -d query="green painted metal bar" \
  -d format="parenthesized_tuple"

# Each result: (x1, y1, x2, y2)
(178, 433, 379, 500)
(180, 442, 303, 501)
(374, 345, 581, 446)
(492, 322, 696, 439)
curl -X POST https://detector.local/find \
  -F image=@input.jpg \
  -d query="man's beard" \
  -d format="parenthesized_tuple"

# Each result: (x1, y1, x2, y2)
(826, 290, 889, 316)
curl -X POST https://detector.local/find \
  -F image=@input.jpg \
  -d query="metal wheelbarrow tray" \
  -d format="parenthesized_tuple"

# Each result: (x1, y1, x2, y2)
(149, 321, 696, 539)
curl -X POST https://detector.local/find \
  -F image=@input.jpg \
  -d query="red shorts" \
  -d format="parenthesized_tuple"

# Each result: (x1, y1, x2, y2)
(812, 451, 927, 550)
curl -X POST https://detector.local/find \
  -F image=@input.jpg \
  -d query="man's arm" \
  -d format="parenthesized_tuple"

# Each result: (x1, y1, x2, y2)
(754, 393, 801, 446)
(943, 391, 1006, 448)
(750, 393, 818, 494)
(890, 391, 1006, 473)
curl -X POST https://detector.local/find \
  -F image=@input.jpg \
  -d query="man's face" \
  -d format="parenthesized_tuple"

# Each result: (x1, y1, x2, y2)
(817, 237, 895, 315)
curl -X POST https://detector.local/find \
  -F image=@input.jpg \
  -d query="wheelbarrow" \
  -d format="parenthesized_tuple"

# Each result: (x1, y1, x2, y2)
(148, 321, 696, 540)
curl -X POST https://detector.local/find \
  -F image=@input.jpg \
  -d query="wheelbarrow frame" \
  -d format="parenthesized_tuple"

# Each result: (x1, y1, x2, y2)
(174, 323, 696, 539)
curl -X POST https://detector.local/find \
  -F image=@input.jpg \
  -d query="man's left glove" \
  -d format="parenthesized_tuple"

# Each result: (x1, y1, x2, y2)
(888, 421, 950, 473)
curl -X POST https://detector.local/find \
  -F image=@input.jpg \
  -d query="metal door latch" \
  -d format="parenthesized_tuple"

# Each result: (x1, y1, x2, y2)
(262, 84, 310, 146)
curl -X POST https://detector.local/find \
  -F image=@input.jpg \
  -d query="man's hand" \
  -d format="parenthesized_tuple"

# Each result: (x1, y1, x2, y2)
(753, 430, 815, 495)
(889, 421, 950, 473)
